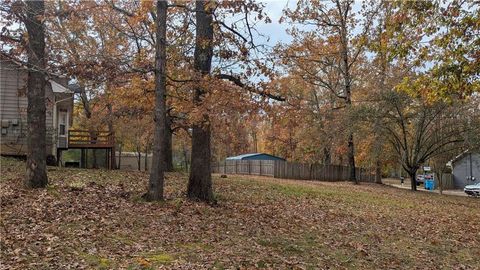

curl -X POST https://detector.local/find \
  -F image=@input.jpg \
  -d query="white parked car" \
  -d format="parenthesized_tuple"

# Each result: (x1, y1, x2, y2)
(416, 174, 425, 185)
(464, 183, 480, 197)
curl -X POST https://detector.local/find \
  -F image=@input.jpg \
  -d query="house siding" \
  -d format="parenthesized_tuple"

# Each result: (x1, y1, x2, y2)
(0, 59, 55, 156)
(452, 153, 480, 188)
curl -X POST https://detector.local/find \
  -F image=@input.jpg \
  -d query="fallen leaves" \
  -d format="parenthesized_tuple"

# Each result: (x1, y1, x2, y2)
(1, 157, 479, 269)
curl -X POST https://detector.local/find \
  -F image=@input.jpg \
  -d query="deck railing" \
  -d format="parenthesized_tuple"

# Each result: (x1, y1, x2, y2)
(68, 129, 115, 148)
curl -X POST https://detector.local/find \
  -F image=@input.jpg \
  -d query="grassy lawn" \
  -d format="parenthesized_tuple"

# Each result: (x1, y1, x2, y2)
(1, 157, 479, 269)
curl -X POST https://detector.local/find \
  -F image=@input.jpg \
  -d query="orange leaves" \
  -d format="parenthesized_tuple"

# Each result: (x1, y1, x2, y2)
(114, 76, 155, 114)
(125, 1, 153, 26)
(180, 74, 255, 126)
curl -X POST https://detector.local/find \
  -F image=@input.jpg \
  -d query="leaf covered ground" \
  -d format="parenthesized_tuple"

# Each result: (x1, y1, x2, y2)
(1, 157, 479, 269)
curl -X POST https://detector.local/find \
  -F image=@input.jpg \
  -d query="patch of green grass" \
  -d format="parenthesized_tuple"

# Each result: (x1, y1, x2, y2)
(130, 195, 168, 207)
(80, 253, 111, 269)
(455, 248, 479, 264)
(257, 234, 320, 255)
(178, 241, 213, 251)
(46, 185, 61, 198)
(104, 233, 136, 246)
(131, 252, 174, 269)
(131, 194, 148, 203)
(58, 222, 83, 232)
(330, 249, 357, 268)
(256, 180, 418, 210)
(0, 156, 24, 167)
(98, 258, 111, 269)
(271, 183, 329, 197)
(146, 252, 174, 264)
(135, 251, 175, 264)
(284, 243, 304, 253)
(256, 233, 327, 268)
(256, 260, 267, 268)
(212, 260, 225, 270)
(175, 241, 214, 263)
(67, 180, 86, 191)
(169, 197, 184, 211)
(213, 192, 229, 202)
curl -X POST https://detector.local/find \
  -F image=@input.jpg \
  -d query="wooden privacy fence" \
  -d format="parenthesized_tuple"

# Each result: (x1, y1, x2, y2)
(212, 160, 375, 182)
(213, 160, 276, 177)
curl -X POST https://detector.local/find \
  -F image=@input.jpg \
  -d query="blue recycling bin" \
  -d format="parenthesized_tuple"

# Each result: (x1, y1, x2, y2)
(424, 179, 435, 190)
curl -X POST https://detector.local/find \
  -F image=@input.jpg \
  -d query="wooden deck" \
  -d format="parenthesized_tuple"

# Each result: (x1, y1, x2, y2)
(68, 130, 115, 149)
(64, 129, 116, 169)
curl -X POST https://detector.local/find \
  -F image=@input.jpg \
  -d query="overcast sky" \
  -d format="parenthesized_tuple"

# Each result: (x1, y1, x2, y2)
(253, 0, 364, 48)
(255, 0, 297, 47)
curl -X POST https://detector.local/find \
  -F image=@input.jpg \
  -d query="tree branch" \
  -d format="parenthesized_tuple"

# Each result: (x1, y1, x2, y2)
(217, 74, 285, 101)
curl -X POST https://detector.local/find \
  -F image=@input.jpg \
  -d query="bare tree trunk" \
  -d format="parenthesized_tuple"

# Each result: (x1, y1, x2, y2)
(117, 144, 122, 169)
(375, 158, 382, 184)
(188, 0, 215, 203)
(374, 16, 388, 185)
(183, 144, 189, 172)
(88, 130, 98, 168)
(339, 7, 356, 183)
(147, 0, 167, 201)
(144, 145, 149, 172)
(136, 145, 141, 171)
(323, 146, 331, 165)
(164, 114, 174, 171)
(106, 102, 116, 169)
(347, 133, 356, 183)
(79, 87, 92, 119)
(79, 81, 95, 170)
(438, 172, 443, 195)
(252, 131, 258, 153)
(24, 0, 48, 188)
(409, 170, 417, 191)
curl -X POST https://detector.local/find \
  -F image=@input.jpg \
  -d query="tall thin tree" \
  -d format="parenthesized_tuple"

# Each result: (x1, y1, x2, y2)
(187, 0, 215, 202)
(147, 0, 168, 201)
(164, 114, 174, 171)
(24, 0, 48, 188)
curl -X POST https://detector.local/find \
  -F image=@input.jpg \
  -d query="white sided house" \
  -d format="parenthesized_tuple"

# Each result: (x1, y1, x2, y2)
(0, 56, 74, 162)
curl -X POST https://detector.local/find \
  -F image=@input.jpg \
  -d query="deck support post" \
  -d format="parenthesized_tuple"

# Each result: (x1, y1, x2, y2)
(105, 149, 110, 170)
(110, 146, 115, 170)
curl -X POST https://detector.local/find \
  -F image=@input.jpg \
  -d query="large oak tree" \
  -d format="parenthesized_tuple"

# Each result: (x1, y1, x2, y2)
(24, 0, 48, 188)
(147, 0, 168, 201)
(187, 0, 215, 202)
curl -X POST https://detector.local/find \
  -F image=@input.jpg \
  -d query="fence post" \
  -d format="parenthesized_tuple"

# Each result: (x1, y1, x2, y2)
(309, 163, 312, 180)
(274, 160, 279, 178)
(273, 160, 276, 177)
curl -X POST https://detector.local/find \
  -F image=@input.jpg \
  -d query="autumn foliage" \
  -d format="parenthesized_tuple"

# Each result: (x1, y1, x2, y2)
(0, 0, 478, 191)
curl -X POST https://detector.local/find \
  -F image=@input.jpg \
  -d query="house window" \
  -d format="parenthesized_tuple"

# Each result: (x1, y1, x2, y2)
(59, 112, 67, 136)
